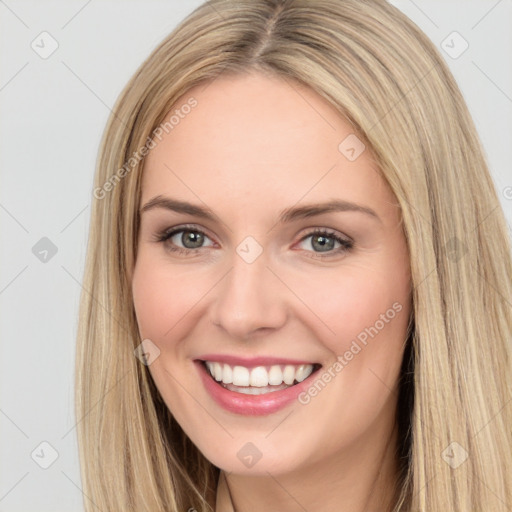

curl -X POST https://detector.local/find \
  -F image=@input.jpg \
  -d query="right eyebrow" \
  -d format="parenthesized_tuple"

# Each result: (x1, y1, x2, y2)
(139, 195, 220, 222)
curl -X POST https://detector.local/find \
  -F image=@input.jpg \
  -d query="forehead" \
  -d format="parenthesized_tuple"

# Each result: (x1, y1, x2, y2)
(141, 72, 388, 214)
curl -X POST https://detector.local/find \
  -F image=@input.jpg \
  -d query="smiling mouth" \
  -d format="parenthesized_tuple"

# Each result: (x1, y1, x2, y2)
(200, 360, 322, 395)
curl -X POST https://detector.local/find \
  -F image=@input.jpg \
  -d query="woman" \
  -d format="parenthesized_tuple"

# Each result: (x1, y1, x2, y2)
(76, 1, 512, 510)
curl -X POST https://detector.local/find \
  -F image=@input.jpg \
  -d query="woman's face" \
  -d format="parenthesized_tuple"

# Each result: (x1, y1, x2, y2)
(132, 72, 412, 476)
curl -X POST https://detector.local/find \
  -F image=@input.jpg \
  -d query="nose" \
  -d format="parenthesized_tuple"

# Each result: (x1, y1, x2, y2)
(208, 250, 288, 340)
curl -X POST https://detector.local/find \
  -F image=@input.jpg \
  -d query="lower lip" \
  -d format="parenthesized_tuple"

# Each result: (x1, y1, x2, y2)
(195, 360, 320, 416)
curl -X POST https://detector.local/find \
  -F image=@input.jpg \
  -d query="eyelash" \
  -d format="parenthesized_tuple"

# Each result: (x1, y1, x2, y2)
(153, 224, 354, 258)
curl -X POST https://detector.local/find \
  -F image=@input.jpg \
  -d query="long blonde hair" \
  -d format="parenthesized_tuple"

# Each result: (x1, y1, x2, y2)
(75, 0, 512, 510)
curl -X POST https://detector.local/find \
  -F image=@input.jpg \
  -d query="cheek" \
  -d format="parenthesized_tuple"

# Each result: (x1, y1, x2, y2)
(131, 258, 204, 420)
(288, 263, 409, 358)
(288, 268, 409, 453)
(131, 257, 206, 341)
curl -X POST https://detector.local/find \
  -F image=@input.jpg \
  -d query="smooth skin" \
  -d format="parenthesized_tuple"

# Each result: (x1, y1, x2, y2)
(131, 71, 412, 512)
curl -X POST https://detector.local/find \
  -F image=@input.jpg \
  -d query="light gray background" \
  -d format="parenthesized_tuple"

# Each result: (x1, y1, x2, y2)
(1, 1, 511, 510)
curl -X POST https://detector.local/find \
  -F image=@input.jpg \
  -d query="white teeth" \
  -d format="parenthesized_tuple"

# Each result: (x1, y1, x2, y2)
(250, 366, 269, 387)
(204, 361, 315, 387)
(295, 364, 311, 383)
(222, 363, 233, 384)
(268, 365, 283, 385)
(232, 366, 250, 386)
(214, 362, 223, 381)
(283, 365, 296, 385)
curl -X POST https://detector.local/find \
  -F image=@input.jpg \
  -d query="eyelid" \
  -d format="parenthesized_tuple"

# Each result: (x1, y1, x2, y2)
(155, 223, 215, 245)
(297, 226, 352, 243)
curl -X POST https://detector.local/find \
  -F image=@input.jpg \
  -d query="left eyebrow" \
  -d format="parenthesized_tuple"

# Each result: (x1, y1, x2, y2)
(277, 200, 382, 224)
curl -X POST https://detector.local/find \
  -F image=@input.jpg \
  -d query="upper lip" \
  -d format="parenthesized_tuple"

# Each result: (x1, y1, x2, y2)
(196, 354, 320, 368)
